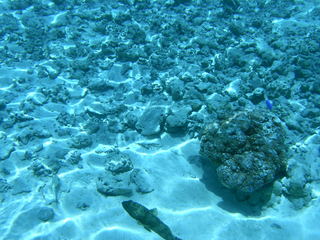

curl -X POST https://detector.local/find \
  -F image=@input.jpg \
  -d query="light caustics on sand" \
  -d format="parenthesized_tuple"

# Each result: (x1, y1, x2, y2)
(162, 205, 214, 215)
(124, 138, 197, 156)
(93, 225, 142, 237)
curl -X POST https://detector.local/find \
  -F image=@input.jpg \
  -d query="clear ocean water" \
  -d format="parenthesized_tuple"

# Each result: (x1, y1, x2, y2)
(0, 0, 319, 240)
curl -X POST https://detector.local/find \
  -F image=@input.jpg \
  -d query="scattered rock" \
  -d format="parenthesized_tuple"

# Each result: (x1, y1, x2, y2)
(96, 174, 132, 197)
(0, 178, 10, 193)
(16, 128, 51, 145)
(67, 151, 83, 165)
(88, 79, 116, 92)
(105, 149, 133, 175)
(70, 134, 93, 149)
(83, 120, 100, 134)
(282, 163, 314, 209)
(29, 161, 52, 177)
(40, 85, 70, 103)
(130, 168, 154, 193)
(11, 177, 32, 195)
(166, 77, 185, 101)
(136, 107, 166, 136)
(165, 106, 192, 133)
(125, 111, 139, 129)
(0, 99, 6, 110)
(27, 92, 48, 106)
(85, 103, 107, 118)
(56, 112, 78, 127)
(0, 139, 15, 161)
(37, 207, 55, 222)
(247, 87, 265, 104)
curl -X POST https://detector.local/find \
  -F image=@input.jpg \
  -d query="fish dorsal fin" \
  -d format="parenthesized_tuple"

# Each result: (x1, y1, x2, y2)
(150, 208, 158, 216)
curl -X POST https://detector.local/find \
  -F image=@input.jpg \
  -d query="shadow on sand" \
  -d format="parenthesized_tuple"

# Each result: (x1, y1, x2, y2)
(187, 155, 272, 216)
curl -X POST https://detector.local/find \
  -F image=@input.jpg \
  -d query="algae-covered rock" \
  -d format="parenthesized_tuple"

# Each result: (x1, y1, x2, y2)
(200, 110, 288, 194)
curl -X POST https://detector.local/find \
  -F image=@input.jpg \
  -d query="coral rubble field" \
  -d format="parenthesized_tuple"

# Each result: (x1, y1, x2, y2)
(0, 0, 319, 239)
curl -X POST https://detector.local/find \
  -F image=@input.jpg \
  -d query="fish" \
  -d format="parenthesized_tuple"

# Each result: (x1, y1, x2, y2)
(266, 99, 273, 110)
(122, 200, 183, 240)
(222, 0, 240, 10)
(52, 175, 61, 204)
